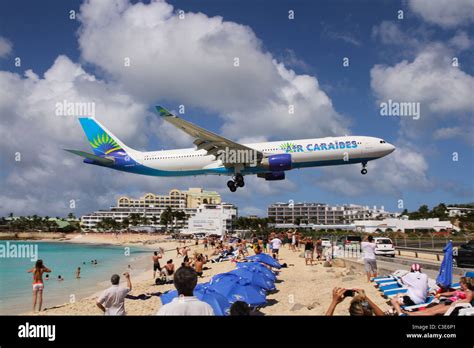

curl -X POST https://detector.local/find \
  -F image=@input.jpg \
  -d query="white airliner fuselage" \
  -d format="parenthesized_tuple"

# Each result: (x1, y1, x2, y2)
(68, 106, 395, 192)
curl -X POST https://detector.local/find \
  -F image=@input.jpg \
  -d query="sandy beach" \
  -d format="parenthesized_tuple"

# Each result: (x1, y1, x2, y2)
(25, 233, 391, 316)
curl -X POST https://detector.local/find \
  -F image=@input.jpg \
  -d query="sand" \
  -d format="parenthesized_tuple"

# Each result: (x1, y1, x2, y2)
(31, 234, 390, 316)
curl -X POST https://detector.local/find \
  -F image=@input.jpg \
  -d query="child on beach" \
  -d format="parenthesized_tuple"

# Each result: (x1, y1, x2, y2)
(27, 259, 51, 312)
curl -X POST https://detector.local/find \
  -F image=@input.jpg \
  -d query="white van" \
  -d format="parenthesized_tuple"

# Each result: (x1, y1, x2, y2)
(373, 237, 395, 257)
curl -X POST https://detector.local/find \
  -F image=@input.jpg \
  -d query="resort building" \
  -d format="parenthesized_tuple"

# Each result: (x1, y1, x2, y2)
(183, 203, 237, 236)
(353, 217, 459, 233)
(446, 206, 474, 217)
(80, 188, 234, 234)
(268, 202, 398, 225)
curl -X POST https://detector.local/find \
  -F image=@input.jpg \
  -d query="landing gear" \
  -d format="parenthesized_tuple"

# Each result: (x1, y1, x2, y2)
(227, 174, 245, 192)
(235, 174, 245, 187)
(361, 162, 368, 175)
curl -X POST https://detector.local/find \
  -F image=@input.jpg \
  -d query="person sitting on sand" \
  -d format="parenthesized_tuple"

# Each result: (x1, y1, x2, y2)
(157, 266, 214, 315)
(391, 277, 474, 316)
(326, 287, 385, 316)
(152, 251, 163, 279)
(254, 245, 263, 255)
(76, 267, 81, 279)
(193, 254, 207, 277)
(161, 259, 175, 279)
(96, 272, 132, 316)
(27, 259, 51, 312)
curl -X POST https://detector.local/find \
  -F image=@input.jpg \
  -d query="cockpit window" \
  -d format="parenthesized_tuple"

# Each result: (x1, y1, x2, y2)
(379, 140, 386, 143)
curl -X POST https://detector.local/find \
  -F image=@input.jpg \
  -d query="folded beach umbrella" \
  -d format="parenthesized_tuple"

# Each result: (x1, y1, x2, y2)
(236, 262, 277, 281)
(246, 253, 282, 269)
(160, 282, 231, 315)
(209, 273, 267, 306)
(436, 240, 453, 289)
(160, 282, 209, 304)
(229, 268, 275, 290)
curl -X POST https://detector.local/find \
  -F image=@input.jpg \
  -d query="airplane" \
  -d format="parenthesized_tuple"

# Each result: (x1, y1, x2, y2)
(65, 106, 396, 192)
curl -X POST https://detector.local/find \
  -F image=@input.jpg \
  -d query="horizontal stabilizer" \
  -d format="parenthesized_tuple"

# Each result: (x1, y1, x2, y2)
(64, 149, 114, 165)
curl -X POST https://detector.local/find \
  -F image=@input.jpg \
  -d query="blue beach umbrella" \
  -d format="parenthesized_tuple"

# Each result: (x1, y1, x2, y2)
(436, 240, 453, 289)
(160, 282, 231, 315)
(229, 268, 275, 290)
(209, 273, 267, 306)
(247, 253, 282, 269)
(236, 262, 277, 281)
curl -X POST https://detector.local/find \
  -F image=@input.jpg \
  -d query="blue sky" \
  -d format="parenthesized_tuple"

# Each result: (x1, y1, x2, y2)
(0, 0, 473, 217)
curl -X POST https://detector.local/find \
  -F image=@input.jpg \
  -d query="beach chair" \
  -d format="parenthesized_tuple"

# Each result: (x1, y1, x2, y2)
(402, 296, 435, 311)
(444, 303, 473, 316)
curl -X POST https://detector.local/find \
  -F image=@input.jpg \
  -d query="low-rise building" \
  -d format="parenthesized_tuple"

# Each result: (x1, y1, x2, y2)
(268, 202, 398, 225)
(353, 217, 458, 233)
(81, 188, 231, 233)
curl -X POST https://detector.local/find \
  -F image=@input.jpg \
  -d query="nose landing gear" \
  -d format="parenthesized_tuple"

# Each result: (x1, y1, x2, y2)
(361, 162, 368, 175)
(227, 173, 245, 192)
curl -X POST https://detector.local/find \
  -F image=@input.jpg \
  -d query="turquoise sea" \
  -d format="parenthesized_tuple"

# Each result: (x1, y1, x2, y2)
(0, 241, 150, 314)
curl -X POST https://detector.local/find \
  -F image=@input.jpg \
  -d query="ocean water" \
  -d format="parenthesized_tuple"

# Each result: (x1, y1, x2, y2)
(0, 241, 150, 314)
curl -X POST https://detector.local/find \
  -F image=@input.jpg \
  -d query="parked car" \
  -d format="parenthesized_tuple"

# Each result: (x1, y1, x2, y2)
(373, 237, 395, 257)
(321, 238, 332, 248)
(454, 240, 474, 268)
(337, 235, 362, 250)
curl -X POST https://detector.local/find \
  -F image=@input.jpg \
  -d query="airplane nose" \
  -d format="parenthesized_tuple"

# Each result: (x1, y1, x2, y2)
(387, 143, 395, 154)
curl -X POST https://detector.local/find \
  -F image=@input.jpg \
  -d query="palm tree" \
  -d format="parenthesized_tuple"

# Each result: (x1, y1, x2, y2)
(67, 212, 76, 220)
(160, 207, 173, 233)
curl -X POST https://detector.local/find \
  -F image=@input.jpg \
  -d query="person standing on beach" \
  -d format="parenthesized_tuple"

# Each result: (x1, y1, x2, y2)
(75, 267, 81, 279)
(303, 237, 314, 265)
(361, 235, 377, 282)
(269, 235, 282, 260)
(96, 272, 132, 315)
(157, 266, 214, 315)
(27, 259, 51, 312)
(152, 251, 163, 279)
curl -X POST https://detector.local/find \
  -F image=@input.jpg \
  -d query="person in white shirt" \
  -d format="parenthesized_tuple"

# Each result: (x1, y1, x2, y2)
(96, 272, 132, 315)
(157, 266, 214, 316)
(360, 236, 377, 282)
(399, 263, 428, 305)
(269, 236, 282, 260)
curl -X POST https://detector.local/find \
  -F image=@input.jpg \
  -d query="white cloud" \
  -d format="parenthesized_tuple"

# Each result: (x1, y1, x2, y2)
(371, 44, 474, 114)
(0, 36, 12, 58)
(449, 31, 472, 50)
(408, 0, 474, 28)
(315, 146, 431, 197)
(77, 0, 349, 141)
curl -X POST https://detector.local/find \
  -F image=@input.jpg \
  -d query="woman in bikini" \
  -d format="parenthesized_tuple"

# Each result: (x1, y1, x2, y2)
(27, 259, 51, 312)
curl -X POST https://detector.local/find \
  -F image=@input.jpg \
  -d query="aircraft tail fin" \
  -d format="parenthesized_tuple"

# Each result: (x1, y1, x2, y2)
(78, 117, 131, 156)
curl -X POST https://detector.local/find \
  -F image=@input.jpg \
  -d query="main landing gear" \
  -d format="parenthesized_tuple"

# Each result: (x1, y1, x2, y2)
(361, 162, 368, 175)
(227, 173, 245, 192)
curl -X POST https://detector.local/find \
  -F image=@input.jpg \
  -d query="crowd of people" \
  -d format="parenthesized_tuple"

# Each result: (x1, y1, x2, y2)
(27, 231, 473, 317)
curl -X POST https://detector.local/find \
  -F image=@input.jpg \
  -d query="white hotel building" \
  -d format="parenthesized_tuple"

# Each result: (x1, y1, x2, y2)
(80, 188, 236, 235)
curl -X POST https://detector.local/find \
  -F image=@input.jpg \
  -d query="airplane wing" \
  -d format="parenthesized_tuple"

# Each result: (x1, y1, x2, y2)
(156, 106, 263, 167)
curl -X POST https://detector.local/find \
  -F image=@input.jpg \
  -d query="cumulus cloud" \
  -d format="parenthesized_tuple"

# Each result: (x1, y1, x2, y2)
(0, 36, 12, 58)
(315, 146, 431, 197)
(77, 0, 349, 141)
(408, 0, 474, 28)
(0, 55, 152, 216)
(371, 44, 474, 114)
